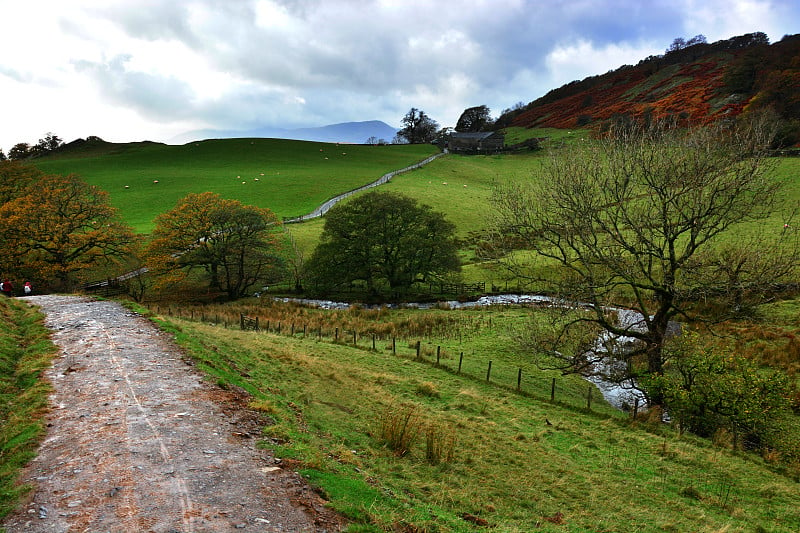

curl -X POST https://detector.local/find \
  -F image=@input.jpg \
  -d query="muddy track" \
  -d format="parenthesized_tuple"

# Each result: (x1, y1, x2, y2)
(2, 295, 345, 533)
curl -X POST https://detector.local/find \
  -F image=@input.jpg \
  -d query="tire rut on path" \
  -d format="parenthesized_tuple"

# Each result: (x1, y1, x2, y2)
(2, 295, 344, 533)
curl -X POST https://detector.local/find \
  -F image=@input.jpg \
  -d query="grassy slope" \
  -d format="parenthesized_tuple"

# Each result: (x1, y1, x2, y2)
(149, 309, 800, 533)
(33, 139, 438, 233)
(0, 299, 55, 522)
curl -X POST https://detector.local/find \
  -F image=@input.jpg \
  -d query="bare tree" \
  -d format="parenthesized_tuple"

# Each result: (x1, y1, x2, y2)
(489, 114, 799, 405)
(397, 108, 439, 144)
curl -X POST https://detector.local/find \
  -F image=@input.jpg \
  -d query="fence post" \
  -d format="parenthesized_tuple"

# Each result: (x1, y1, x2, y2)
(587, 386, 593, 411)
(486, 361, 492, 382)
(458, 352, 463, 373)
(335, 327, 339, 341)
(353, 330, 357, 346)
(303, 324, 307, 337)
(240, 314, 244, 330)
(436, 346, 441, 365)
(517, 368, 522, 391)
(372, 334, 376, 351)
(416, 341, 421, 359)
(551, 378, 556, 402)
(392, 337, 396, 355)
(255, 317, 259, 331)
(291, 323, 295, 336)
(267, 320, 270, 332)
(633, 398, 639, 419)
(277, 322, 281, 334)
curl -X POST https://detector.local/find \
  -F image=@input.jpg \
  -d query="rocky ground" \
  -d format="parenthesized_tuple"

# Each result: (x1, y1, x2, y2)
(2, 295, 345, 533)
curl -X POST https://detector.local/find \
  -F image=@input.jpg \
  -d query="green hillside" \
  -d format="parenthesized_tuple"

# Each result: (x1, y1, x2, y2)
(33, 138, 438, 233)
(142, 303, 800, 532)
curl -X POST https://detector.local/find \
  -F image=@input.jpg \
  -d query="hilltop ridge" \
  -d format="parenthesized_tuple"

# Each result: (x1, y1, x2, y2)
(169, 120, 398, 145)
(497, 32, 800, 143)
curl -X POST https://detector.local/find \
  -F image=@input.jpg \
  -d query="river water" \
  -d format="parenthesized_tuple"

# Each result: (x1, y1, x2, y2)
(273, 294, 654, 410)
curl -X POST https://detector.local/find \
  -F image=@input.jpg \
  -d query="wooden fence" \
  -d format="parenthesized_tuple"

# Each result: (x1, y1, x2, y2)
(236, 312, 632, 417)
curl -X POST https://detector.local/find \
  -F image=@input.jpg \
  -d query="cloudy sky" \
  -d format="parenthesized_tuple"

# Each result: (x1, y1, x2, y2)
(1, 0, 798, 150)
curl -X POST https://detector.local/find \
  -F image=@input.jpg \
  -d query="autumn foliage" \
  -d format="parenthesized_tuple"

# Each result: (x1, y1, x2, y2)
(0, 162, 135, 290)
(501, 32, 800, 141)
(146, 192, 283, 300)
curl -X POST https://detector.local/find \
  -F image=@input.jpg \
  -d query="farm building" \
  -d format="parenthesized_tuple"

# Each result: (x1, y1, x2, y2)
(447, 131, 505, 153)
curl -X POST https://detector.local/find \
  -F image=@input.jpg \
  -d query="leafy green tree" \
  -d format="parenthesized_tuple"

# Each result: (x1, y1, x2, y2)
(455, 105, 493, 132)
(397, 108, 439, 144)
(146, 192, 283, 300)
(0, 173, 135, 290)
(646, 333, 794, 452)
(307, 191, 460, 296)
(490, 114, 799, 406)
(7, 143, 30, 160)
(33, 132, 63, 155)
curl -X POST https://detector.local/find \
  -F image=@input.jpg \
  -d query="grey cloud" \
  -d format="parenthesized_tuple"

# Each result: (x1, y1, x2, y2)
(73, 55, 197, 120)
(65, 0, 800, 133)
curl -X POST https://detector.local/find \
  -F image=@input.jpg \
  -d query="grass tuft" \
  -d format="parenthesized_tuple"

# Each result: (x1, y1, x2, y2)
(375, 403, 421, 457)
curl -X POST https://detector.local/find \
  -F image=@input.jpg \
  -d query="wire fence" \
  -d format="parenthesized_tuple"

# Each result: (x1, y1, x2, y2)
(151, 303, 631, 419)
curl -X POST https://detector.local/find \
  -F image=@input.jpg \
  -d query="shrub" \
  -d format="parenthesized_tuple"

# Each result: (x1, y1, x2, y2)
(376, 403, 421, 457)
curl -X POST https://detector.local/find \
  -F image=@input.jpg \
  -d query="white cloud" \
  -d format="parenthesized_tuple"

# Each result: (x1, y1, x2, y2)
(545, 39, 662, 87)
(1, 0, 798, 150)
(679, 0, 795, 42)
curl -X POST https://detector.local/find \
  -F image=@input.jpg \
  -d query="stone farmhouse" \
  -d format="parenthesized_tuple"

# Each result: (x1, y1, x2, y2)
(447, 131, 505, 153)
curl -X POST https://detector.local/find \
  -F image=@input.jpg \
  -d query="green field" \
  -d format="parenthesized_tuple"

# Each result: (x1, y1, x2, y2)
(34, 138, 439, 233)
(137, 300, 800, 532)
(9, 135, 800, 531)
(33, 136, 800, 290)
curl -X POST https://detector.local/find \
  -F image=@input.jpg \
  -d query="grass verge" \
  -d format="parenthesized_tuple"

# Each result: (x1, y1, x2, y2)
(0, 298, 55, 522)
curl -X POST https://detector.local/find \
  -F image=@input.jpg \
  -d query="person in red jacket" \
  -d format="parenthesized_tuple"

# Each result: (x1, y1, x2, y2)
(1, 279, 13, 297)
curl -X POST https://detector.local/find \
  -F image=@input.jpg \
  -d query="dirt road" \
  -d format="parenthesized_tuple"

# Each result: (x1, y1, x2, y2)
(2, 295, 344, 532)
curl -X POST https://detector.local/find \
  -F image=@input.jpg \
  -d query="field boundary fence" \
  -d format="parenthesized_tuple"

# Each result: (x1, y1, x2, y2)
(149, 302, 628, 418)
(282, 152, 446, 223)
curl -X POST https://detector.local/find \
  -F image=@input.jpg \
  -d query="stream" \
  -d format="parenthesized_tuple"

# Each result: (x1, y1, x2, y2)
(272, 294, 657, 411)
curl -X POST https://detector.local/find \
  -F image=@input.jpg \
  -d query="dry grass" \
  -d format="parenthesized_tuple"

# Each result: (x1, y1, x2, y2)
(375, 403, 421, 457)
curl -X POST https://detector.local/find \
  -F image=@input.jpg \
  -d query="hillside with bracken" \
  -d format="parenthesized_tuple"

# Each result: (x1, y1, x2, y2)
(497, 32, 800, 144)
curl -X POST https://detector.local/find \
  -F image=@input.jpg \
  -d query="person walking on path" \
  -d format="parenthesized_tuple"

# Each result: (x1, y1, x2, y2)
(23, 281, 32, 295)
(1, 279, 12, 297)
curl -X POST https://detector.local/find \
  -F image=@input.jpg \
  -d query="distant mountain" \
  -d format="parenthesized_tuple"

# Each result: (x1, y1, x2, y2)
(170, 120, 398, 145)
(495, 32, 800, 144)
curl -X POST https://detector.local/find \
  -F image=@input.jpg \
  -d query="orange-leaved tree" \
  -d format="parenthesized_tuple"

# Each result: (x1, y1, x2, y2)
(0, 160, 43, 205)
(0, 171, 136, 290)
(146, 192, 283, 300)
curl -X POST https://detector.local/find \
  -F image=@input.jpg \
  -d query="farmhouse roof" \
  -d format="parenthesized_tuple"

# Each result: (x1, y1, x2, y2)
(449, 132, 498, 140)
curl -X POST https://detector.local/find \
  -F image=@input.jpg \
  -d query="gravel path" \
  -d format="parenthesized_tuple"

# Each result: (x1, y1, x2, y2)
(2, 295, 344, 533)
